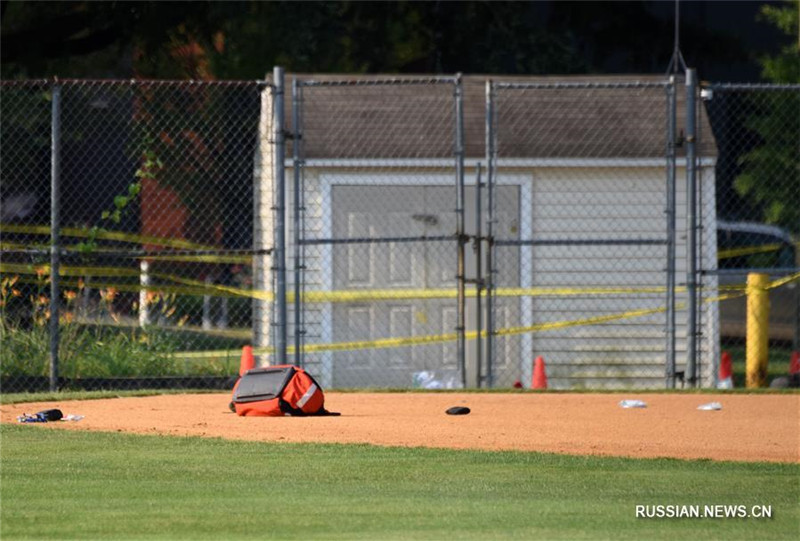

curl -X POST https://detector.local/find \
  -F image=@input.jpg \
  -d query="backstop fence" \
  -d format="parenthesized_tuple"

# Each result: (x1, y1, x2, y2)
(1, 71, 797, 392)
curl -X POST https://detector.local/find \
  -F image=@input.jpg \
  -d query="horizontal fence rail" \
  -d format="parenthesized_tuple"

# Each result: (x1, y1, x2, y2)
(1, 74, 798, 392)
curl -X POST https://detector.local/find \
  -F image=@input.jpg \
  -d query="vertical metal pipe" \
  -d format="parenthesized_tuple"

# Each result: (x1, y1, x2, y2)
(685, 68, 699, 387)
(49, 81, 61, 392)
(665, 76, 677, 389)
(139, 260, 150, 327)
(455, 74, 466, 388)
(292, 77, 303, 367)
(485, 81, 496, 388)
(298, 84, 307, 365)
(202, 276, 213, 330)
(695, 100, 705, 383)
(794, 282, 800, 353)
(474, 164, 483, 388)
(273, 66, 288, 366)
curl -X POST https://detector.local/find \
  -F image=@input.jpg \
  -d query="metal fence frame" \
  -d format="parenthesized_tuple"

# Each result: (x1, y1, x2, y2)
(2, 70, 798, 392)
(698, 81, 800, 385)
(291, 74, 466, 388)
(486, 78, 684, 389)
(1, 78, 270, 391)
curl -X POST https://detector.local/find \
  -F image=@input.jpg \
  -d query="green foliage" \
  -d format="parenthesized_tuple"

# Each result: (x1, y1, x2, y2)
(758, 0, 800, 83)
(75, 180, 142, 252)
(0, 389, 219, 405)
(1, 324, 237, 378)
(1, 427, 799, 540)
(72, 128, 155, 253)
(4, 323, 171, 378)
(733, 92, 800, 235)
(735, 1, 800, 235)
(0, 274, 236, 379)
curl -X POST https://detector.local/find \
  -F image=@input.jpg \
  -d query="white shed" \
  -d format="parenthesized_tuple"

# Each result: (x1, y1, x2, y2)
(253, 74, 720, 389)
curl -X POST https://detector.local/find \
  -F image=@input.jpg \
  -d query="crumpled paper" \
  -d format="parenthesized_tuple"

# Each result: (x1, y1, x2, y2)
(618, 399, 647, 409)
(697, 402, 722, 411)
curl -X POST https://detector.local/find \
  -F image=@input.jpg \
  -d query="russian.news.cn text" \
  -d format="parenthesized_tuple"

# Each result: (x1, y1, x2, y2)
(635, 505, 772, 519)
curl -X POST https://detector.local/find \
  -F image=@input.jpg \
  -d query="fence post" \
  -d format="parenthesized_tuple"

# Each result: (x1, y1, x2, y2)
(455, 74, 466, 388)
(273, 66, 288, 366)
(485, 80, 496, 388)
(665, 76, 677, 389)
(49, 81, 62, 392)
(746, 272, 770, 388)
(474, 164, 483, 388)
(292, 77, 304, 367)
(795, 282, 799, 353)
(139, 260, 150, 327)
(685, 68, 699, 386)
(253, 79, 273, 364)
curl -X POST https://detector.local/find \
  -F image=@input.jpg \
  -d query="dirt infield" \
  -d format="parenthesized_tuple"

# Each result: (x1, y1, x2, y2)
(2, 392, 798, 463)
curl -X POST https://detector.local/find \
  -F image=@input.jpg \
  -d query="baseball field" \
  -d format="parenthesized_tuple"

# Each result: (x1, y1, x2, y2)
(1, 391, 798, 539)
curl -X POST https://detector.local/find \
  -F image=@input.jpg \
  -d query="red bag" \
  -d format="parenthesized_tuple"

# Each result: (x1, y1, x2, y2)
(230, 365, 338, 417)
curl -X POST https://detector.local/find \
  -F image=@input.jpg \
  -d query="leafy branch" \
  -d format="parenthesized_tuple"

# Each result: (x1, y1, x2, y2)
(75, 139, 162, 254)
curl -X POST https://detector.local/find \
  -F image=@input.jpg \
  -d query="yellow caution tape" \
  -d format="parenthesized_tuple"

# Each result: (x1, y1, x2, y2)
(0, 262, 263, 299)
(0, 241, 39, 251)
(172, 274, 796, 360)
(493, 306, 667, 337)
(718, 243, 783, 260)
(703, 293, 747, 304)
(149, 272, 267, 300)
(4, 263, 797, 360)
(766, 270, 800, 290)
(0, 223, 216, 250)
(302, 286, 671, 303)
(1, 262, 141, 279)
(4, 259, 798, 304)
(172, 304, 672, 359)
(173, 349, 254, 360)
(6, 221, 795, 262)
(0, 261, 682, 300)
(142, 254, 252, 264)
(718, 239, 800, 260)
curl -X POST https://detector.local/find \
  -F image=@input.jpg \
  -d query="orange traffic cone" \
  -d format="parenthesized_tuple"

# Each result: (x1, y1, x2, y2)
(532, 356, 548, 389)
(717, 351, 733, 389)
(790, 352, 800, 375)
(239, 345, 255, 377)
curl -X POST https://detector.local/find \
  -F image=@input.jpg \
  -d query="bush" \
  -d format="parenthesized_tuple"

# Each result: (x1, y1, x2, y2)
(0, 275, 238, 378)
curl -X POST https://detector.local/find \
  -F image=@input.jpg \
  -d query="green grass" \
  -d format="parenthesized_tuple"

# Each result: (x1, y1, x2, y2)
(0, 322, 242, 379)
(724, 344, 795, 386)
(1, 425, 798, 540)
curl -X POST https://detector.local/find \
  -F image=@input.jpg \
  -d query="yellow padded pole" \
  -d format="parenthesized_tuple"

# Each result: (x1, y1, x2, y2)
(746, 272, 770, 388)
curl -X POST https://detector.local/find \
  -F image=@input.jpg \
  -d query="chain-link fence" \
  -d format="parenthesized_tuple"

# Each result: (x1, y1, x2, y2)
(1, 79, 267, 391)
(489, 79, 695, 389)
(700, 83, 800, 388)
(290, 76, 462, 389)
(1, 73, 798, 392)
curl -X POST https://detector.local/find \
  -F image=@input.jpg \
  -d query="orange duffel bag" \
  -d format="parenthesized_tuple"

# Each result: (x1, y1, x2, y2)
(230, 365, 339, 417)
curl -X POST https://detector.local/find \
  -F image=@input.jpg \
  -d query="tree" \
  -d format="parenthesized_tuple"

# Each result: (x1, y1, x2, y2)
(758, 0, 800, 83)
(734, 0, 800, 235)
